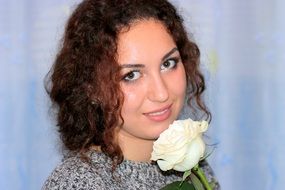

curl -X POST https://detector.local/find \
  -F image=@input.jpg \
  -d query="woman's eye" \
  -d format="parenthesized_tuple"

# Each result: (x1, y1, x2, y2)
(122, 70, 141, 82)
(161, 58, 178, 71)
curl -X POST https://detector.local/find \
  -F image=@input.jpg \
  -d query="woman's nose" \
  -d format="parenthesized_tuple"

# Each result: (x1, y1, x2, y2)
(147, 74, 169, 102)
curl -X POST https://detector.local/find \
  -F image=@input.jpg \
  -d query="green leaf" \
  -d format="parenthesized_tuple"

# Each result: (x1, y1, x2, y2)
(180, 181, 196, 190)
(190, 173, 205, 190)
(160, 181, 195, 190)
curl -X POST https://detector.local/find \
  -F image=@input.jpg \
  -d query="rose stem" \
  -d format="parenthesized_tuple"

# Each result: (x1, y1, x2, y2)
(192, 165, 212, 190)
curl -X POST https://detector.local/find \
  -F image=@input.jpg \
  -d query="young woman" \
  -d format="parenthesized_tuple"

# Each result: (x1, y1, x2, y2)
(43, 0, 220, 189)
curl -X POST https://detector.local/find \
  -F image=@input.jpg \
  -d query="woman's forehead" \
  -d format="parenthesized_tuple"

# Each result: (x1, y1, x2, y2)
(116, 19, 176, 65)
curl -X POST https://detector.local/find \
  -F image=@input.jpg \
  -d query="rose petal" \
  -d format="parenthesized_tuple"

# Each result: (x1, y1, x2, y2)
(151, 143, 187, 163)
(173, 137, 205, 172)
(157, 159, 173, 171)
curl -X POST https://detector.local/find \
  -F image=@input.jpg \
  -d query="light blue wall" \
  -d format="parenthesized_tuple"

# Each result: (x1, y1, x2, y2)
(176, 1, 285, 189)
(0, 0, 284, 189)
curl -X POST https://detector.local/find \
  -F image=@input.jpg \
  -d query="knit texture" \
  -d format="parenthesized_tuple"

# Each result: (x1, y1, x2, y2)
(43, 151, 220, 189)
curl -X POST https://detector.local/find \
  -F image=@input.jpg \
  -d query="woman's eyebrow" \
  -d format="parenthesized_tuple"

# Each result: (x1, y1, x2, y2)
(161, 47, 178, 61)
(119, 64, 145, 69)
(119, 47, 178, 69)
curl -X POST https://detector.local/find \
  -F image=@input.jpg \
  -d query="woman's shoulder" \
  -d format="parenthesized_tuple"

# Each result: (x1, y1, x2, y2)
(42, 152, 109, 190)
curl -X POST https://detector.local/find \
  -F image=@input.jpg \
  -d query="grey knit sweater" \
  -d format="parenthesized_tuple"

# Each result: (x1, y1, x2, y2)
(43, 151, 220, 189)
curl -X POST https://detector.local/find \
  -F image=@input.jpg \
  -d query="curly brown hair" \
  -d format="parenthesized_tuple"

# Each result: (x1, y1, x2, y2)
(46, 0, 211, 166)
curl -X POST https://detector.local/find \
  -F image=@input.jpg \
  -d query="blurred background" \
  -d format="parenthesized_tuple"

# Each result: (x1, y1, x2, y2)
(0, 0, 284, 189)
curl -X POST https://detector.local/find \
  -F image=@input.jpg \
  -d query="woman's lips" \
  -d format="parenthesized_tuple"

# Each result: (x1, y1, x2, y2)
(143, 104, 172, 122)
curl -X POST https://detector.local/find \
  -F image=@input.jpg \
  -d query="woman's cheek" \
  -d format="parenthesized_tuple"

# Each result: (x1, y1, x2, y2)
(122, 86, 141, 111)
(168, 68, 187, 96)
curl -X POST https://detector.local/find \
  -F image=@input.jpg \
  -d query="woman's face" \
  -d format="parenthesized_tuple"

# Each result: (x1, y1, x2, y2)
(117, 19, 187, 141)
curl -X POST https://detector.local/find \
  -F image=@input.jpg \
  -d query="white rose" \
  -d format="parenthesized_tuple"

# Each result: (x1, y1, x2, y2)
(151, 118, 208, 172)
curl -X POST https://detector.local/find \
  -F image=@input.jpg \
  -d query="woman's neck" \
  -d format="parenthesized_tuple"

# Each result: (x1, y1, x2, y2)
(117, 129, 154, 162)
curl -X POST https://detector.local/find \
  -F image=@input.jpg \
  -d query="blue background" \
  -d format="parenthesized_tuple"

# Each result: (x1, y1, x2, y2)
(1, 0, 285, 189)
